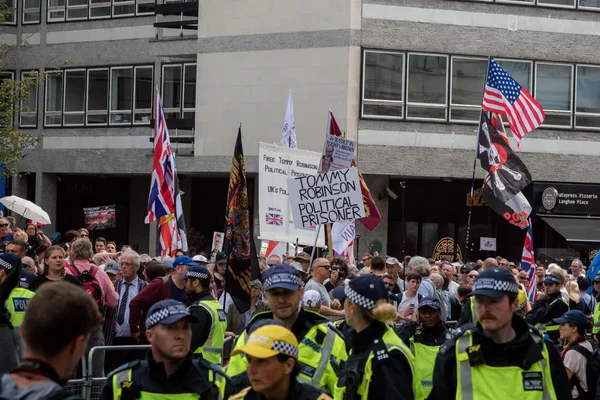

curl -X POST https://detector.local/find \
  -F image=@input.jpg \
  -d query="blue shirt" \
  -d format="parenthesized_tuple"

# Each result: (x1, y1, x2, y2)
(115, 277, 140, 338)
(1, 232, 14, 244)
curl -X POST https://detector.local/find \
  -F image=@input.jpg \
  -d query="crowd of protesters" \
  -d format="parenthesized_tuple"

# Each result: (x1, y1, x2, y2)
(1, 216, 600, 399)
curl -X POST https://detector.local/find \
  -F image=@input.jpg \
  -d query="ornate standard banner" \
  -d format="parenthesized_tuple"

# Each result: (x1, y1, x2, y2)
(259, 143, 325, 247)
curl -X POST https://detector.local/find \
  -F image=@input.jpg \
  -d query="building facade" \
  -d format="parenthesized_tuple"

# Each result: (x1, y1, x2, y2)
(5, 0, 600, 264)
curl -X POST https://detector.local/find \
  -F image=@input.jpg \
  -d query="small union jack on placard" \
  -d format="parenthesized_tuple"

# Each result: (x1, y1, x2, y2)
(265, 213, 283, 226)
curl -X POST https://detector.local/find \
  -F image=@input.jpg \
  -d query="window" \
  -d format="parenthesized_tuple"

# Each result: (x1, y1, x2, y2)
(182, 63, 196, 119)
(361, 50, 404, 119)
(580, 0, 600, 9)
(3, 0, 16, 24)
(87, 68, 108, 125)
(23, 0, 41, 23)
(45, 71, 62, 126)
(133, 66, 152, 124)
(575, 65, 600, 128)
(162, 64, 181, 120)
(537, 0, 575, 6)
(44, 65, 153, 127)
(535, 63, 573, 128)
(450, 57, 487, 122)
(406, 53, 448, 120)
(48, 0, 151, 21)
(20, 71, 38, 128)
(110, 67, 133, 125)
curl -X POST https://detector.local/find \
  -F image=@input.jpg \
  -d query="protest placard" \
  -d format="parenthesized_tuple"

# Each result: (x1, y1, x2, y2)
(83, 205, 116, 230)
(318, 135, 356, 173)
(259, 143, 326, 247)
(288, 168, 365, 228)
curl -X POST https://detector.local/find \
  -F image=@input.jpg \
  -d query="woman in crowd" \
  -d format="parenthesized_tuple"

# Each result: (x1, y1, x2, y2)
(335, 275, 421, 399)
(28, 245, 82, 291)
(566, 280, 592, 315)
(555, 310, 594, 399)
(25, 223, 52, 247)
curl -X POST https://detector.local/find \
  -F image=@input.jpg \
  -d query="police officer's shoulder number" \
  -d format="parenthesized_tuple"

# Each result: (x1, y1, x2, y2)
(229, 386, 252, 400)
(106, 360, 141, 379)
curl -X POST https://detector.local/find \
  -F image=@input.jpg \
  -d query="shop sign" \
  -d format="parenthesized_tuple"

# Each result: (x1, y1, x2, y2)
(432, 237, 463, 262)
(534, 183, 600, 216)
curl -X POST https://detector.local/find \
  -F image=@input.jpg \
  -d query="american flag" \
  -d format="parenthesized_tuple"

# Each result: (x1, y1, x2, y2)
(482, 59, 545, 147)
(265, 213, 283, 226)
(145, 88, 176, 223)
(521, 220, 538, 302)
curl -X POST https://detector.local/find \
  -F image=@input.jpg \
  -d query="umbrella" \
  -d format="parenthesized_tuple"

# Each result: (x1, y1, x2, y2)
(0, 195, 51, 225)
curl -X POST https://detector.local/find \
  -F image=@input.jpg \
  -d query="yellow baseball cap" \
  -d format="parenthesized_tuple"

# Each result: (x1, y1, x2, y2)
(516, 289, 528, 311)
(231, 325, 299, 359)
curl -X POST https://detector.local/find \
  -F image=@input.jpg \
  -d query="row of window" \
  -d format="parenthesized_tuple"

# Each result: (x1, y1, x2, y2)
(3, 0, 154, 25)
(474, 0, 600, 10)
(362, 50, 600, 130)
(1, 63, 196, 128)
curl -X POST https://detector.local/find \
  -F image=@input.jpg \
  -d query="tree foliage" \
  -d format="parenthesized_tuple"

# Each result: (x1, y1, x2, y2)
(0, 0, 42, 177)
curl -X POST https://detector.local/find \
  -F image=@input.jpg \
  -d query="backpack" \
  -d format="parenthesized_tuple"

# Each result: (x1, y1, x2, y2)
(570, 342, 600, 400)
(66, 263, 103, 310)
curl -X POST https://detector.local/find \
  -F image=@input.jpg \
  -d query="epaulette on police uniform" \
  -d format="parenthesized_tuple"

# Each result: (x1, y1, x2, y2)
(194, 358, 229, 380)
(326, 321, 345, 340)
(229, 386, 251, 400)
(105, 359, 141, 379)
(438, 324, 473, 356)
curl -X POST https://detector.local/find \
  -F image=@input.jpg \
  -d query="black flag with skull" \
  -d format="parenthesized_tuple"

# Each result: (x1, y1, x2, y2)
(477, 112, 532, 204)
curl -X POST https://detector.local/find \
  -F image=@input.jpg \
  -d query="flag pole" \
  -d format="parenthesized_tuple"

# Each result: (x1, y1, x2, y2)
(465, 56, 491, 261)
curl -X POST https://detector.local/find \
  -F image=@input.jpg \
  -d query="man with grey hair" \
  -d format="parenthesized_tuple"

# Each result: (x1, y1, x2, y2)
(409, 256, 435, 297)
(570, 259, 584, 280)
(103, 249, 148, 373)
(66, 238, 119, 377)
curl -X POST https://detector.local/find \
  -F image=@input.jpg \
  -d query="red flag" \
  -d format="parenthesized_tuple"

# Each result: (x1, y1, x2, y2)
(327, 110, 381, 231)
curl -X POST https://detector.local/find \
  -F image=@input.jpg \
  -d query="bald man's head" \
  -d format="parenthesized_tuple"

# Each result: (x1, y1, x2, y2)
(482, 258, 499, 271)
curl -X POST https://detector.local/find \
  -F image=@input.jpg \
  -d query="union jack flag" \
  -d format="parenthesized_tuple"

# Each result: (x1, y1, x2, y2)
(145, 88, 176, 224)
(265, 213, 283, 226)
(482, 59, 545, 147)
(521, 220, 538, 302)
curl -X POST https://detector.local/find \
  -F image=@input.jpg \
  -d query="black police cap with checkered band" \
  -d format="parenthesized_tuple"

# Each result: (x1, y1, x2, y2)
(263, 264, 302, 291)
(344, 275, 389, 310)
(472, 268, 519, 298)
(145, 299, 198, 329)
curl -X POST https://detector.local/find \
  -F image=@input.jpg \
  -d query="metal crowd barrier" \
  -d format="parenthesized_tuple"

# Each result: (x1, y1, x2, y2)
(67, 336, 235, 400)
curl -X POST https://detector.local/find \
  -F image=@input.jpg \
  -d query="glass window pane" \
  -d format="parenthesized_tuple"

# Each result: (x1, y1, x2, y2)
(576, 66, 600, 114)
(362, 104, 403, 118)
(136, 0, 153, 13)
(87, 69, 108, 111)
(580, 0, 600, 7)
(544, 114, 571, 127)
(21, 115, 37, 126)
(21, 73, 37, 110)
(451, 57, 487, 106)
(576, 115, 600, 128)
(89, 6, 109, 17)
(364, 52, 404, 102)
(406, 106, 446, 120)
(536, 64, 572, 111)
(538, 0, 575, 5)
(134, 67, 152, 110)
(64, 70, 85, 112)
(45, 72, 62, 113)
(496, 60, 531, 91)
(67, 8, 87, 18)
(113, 3, 134, 15)
(110, 68, 132, 111)
(24, 11, 41, 22)
(163, 65, 181, 109)
(49, 0, 65, 7)
(407, 54, 447, 105)
(183, 64, 196, 109)
(450, 109, 480, 122)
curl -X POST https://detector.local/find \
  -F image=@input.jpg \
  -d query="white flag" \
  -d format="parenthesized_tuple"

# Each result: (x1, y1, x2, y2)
(280, 89, 296, 148)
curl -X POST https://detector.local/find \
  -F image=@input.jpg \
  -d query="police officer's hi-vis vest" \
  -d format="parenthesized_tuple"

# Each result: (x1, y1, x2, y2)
(227, 311, 347, 395)
(409, 329, 447, 398)
(335, 327, 424, 400)
(454, 330, 557, 400)
(5, 287, 34, 327)
(191, 299, 227, 365)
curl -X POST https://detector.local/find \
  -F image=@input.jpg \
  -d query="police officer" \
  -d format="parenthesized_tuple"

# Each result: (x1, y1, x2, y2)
(227, 264, 347, 395)
(0, 254, 34, 327)
(181, 264, 226, 365)
(429, 268, 571, 400)
(100, 299, 228, 400)
(228, 324, 332, 400)
(525, 273, 569, 344)
(335, 275, 422, 400)
(396, 296, 450, 398)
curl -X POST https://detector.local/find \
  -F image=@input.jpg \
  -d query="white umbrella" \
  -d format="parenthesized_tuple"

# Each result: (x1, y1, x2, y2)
(0, 195, 51, 225)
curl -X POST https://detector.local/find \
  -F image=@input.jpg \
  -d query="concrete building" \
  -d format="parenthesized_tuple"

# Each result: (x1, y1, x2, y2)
(5, 0, 600, 264)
